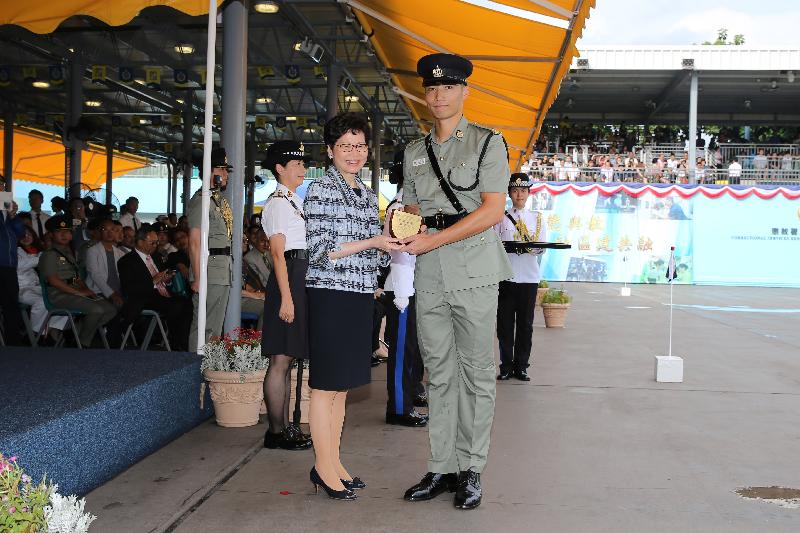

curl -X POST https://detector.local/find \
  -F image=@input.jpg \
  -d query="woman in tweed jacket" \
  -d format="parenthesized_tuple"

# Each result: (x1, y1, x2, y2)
(304, 112, 400, 500)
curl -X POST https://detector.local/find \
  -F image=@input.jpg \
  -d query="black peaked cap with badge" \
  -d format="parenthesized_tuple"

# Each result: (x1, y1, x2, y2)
(263, 140, 311, 169)
(417, 53, 473, 87)
(45, 214, 73, 233)
(508, 173, 532, 189)
(192, 147, 234, 171)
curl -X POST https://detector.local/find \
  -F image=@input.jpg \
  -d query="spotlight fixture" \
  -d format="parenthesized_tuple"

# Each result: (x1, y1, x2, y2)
(293, 42, 302, 51)
(298, 37, 324, 63)
(302, 128, 314, 133)
(256, 96, 273, 104)
(286, 116, 297, 122)
(85, 100, 101, 107)
(176, 99, 184, 104)
(253, 1, 279, 13)
(32, 81, 50, 88)
(787, 71, 796, 83)
(744, 99, 752, 109)
(174, 43, 195, 54)
(345, 95, 359, 102)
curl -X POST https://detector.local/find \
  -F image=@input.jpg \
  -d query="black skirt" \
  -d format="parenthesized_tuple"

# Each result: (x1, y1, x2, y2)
(262, 257, 309, 359)
(307, 287, 373, 391)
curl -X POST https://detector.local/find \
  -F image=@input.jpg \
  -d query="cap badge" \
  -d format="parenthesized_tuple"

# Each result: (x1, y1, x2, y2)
(299, 143, 305, 152)
(432, 65, 443, 78)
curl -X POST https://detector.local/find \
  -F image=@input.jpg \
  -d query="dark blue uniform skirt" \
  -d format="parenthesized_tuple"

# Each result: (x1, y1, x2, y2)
(307, 287, 372, 391)
(262, 257, 309, 359)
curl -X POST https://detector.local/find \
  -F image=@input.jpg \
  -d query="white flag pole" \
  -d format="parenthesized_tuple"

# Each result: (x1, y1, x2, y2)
(196, 0, 218, 354)
(667, 246, 675, 358)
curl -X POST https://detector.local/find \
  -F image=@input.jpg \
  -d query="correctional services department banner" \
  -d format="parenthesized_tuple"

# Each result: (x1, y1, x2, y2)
(531, 183, 800, 287)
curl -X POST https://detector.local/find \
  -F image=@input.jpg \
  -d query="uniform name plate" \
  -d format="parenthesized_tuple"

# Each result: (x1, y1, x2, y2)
(389, 210, 423, 239)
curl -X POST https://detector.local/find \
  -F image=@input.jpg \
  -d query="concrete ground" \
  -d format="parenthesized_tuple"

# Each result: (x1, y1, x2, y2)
(85, 283, 800, 533)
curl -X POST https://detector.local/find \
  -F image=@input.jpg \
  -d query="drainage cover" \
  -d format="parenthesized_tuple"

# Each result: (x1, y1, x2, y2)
(735, 487, 800, 509)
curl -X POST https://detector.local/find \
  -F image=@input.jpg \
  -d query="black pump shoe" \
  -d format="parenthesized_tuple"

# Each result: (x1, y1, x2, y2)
(497, 370, 513, 381)
(264, 429, 312, 450)
(310, 467, 357, 500)
(342, 477, 366, 490)
(453, 470, 482, 510)
(403, 472, 458, 501)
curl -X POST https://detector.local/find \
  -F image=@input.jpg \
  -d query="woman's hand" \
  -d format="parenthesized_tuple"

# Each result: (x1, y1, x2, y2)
(370, 234, 403, 252)
(279, 296, 295, 323)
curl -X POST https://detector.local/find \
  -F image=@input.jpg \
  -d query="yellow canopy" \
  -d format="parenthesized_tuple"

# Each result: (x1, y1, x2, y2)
(0, 0, 222, 34)
(0, 126, 147, 188)
(350, 0, 594, 168)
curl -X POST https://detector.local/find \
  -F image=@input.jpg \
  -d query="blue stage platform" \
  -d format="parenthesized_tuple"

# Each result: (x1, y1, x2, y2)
(0, 348, 213, 496)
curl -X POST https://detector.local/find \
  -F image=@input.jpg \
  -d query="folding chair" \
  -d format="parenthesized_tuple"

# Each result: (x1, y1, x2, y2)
(120, 309, 171, 351)
(37, 275, 109, 349)
(17, 302, 38, 346)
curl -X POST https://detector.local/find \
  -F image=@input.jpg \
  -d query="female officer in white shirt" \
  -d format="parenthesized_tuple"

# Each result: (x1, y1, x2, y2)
(260, 141, 313, 451)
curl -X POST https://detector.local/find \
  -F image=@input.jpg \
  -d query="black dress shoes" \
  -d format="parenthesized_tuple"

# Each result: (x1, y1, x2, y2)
(513, 369, 531, 381)
(264, 428, 313, 450)
(404, 472, 458, 501)
(413, 394, 428, 408)
(497, 370, 513, 380)
(386, 410, 428, 427)
(453, 470, 482, 510)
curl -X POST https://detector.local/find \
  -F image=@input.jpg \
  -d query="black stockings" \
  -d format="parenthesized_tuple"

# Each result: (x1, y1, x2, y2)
(264, 354, 293, 434)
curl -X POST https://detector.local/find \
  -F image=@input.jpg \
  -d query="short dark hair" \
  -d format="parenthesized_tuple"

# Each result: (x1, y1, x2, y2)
(112, 220, 123, 227)
(28, 189, 43, 199)
(324, 112, 370, 149)
(135, 227, 155, 243)
(126, 196, 139, 205)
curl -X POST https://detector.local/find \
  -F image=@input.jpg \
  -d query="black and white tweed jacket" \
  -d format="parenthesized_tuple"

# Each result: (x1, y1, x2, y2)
(305, 167, 387, 293)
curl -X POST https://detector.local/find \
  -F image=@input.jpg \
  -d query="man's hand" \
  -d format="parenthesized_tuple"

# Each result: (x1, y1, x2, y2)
(401, 228, 438, 256)
(110, 293, 124, 307)
(191, 279, 199, 293)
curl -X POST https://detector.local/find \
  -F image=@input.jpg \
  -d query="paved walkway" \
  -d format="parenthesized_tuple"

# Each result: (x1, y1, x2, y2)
(86, 283, 800, 532)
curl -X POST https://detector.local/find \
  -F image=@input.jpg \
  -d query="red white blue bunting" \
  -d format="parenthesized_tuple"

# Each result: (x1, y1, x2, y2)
(528, 182, 800, 200)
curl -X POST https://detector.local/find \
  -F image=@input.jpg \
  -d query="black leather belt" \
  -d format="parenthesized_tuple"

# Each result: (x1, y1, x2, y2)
(208, 247, 231, 256)
(422, 212, 466, 230)
(284, 249, 308, 260)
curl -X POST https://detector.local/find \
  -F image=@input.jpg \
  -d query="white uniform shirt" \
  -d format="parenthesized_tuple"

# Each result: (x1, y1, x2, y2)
(119, 212, 142, 231)
(493, 207, 546, 284)
(383, 189, 416, 298)
(30, 210, 50, 238)
(261, 183, 306, 250)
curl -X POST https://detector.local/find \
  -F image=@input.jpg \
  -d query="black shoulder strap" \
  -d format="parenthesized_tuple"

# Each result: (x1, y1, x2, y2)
(504, 211, 517, 227)
(425, 134, 467, 215)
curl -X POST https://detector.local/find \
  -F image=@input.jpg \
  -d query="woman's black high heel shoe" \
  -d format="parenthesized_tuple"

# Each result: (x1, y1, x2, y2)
(310, 467, 357, 500)
(342, 477, 366, 490)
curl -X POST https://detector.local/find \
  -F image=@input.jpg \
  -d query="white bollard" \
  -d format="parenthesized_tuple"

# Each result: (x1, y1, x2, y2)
(620, 287, 631, 297)
(654, 355, 684, 382)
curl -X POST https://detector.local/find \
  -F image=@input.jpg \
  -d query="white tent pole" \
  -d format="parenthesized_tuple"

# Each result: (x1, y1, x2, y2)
(197, 0, 218, 354)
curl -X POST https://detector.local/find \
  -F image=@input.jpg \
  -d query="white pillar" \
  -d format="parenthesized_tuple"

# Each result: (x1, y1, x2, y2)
(688, 71, 698, 184)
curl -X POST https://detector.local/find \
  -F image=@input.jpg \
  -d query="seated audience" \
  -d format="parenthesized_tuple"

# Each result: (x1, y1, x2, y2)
(1, 197, 25, 345)
(85, 219, 126, 308)
(117, 228, 192, 351)
(16, 226, 67, 340)
(152, 222, 177, 267)
(39, 215, 118, 348)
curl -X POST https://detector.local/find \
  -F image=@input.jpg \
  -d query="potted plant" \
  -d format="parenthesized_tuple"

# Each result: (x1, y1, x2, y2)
(541, 288, 571, 328)
(201, 328, 268, 428)
(536, 280, 549, 306)
(0, 453, 97, 533)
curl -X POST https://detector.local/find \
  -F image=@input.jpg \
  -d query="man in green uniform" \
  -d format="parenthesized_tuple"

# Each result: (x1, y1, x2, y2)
(39, 215, 118, 348)
(188, 148, 234, 352)
(401, 53, 513, 510)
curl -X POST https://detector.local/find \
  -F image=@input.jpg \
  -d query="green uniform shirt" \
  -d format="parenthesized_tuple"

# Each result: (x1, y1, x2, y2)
(403, 116, 513, 293)
(39, 244, 81, 296)
(187, 188, 232, 286)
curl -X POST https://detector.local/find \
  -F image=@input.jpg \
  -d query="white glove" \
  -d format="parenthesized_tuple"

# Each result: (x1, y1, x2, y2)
(394, 296, 409, 312)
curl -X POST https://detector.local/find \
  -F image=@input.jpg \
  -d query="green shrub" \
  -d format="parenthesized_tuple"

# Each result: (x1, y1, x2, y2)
(541, 289, 571, 305)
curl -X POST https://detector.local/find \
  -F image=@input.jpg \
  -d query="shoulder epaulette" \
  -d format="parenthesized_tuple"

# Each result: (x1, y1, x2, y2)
(471, 122, 503, 136)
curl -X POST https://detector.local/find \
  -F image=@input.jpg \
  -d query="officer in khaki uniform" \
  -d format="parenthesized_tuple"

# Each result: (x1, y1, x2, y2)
(188, 148, 234, 352)
(39, 215, 118, 347)
(401, 53, 513, 510)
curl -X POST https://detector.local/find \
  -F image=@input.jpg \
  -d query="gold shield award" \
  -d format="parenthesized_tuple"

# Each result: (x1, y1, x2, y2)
(390, 210, 423, 240)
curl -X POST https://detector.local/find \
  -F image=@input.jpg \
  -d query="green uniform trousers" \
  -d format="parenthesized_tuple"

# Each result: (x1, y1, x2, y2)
(189, 284, 230, 352)
(416, 284, 499, 474)
(49, 291, 117, 347)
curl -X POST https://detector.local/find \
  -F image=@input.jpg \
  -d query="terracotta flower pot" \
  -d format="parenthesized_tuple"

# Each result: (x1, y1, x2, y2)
(203, 369, 267, 427)
(542, 303, 570, 328)
(535, 287, 549, 306)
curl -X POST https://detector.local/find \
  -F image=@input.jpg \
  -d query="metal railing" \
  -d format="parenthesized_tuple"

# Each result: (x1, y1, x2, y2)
(526, 166, 800, 186)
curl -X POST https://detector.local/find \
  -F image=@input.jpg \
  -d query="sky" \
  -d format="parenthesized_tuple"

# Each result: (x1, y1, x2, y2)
(577, 0, 800, 47)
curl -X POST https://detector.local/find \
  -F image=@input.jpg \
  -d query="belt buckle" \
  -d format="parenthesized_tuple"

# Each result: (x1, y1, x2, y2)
(434, 212, 446, 229)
